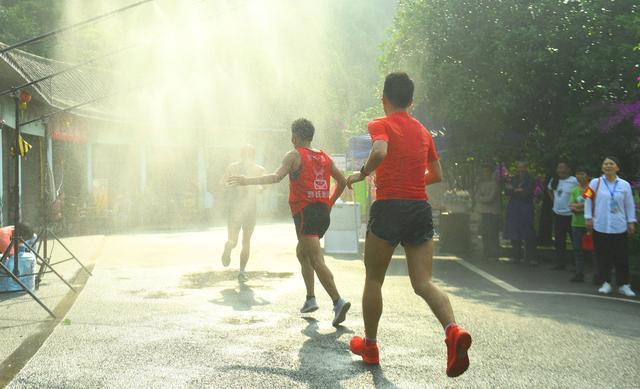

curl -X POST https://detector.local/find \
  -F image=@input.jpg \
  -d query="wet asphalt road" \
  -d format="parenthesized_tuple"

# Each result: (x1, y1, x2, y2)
(6, 224, 640, 388)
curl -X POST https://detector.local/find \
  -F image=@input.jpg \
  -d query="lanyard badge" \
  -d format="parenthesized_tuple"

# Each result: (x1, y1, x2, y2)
(602, 177, 619, 214)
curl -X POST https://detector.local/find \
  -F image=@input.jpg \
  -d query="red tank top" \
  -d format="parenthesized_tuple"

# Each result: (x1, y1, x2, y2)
(288, 148, 332, 214)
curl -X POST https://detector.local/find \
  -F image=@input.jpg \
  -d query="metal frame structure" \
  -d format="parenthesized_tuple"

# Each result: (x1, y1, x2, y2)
(34, 121, 92, 290)
(0, 0, 155, 317)
(0, 97, 74, 318)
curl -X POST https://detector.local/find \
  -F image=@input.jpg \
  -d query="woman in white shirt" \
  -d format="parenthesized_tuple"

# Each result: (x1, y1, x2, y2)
(584, 157, 637, 297)
(547, 162, 578, 270)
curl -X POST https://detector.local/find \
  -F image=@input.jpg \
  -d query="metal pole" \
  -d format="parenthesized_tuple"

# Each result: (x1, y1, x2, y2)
(13, 97, 21, 276)
(32, 121, 92, 284)
(48, 229, 92, 276)
(0, 260, 55, 318)
(21, 239, 76, 292)
(1, 99, 56, 317)
(42, 122, 50, 284)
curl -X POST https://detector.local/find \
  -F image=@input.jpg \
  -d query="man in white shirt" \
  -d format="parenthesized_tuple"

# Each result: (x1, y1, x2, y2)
(547, 162, 578, 270)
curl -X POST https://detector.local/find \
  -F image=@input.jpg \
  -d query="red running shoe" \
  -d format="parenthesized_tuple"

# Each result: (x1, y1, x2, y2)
(445, 325, 472, 377)
(350, 336, 380, 365)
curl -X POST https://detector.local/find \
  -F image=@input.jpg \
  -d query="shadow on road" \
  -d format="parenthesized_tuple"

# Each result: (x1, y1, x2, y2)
(221, 317, 398, 387)
(180, 269, 294, 289)
(210, 283, 270, 311)
(356, 363, 397, 389)
(295, 317, 355, 388)
(436, 258, 640, 340)
(303, 317, 396, 388)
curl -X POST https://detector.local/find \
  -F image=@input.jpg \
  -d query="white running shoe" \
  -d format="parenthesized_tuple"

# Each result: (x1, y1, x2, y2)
(618, 284, 637, 297)
(238, 271, 248, 283)
(300, 297, 319, 313)
(598, 282, 612, 294)
(332, 298, 351, 327)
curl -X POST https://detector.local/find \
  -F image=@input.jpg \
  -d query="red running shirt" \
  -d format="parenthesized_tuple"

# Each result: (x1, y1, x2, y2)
(288, 148, 332, 215)
(368, 112, 439, 200)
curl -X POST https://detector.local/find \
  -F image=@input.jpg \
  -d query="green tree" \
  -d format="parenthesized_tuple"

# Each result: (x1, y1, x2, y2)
(0, 0, 64, 57)
(378, 0, 640, 179)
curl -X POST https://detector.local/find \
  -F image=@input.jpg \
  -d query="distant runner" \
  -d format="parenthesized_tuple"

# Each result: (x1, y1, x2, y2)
(227, 118, 351, 326)
(346, 72, 472, 377)
(221, 144, 265, 282)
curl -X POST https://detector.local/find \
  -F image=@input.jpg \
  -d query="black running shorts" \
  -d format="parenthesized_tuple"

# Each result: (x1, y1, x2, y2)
(367, 200, 434, 247)
(293, 203, 331, 238)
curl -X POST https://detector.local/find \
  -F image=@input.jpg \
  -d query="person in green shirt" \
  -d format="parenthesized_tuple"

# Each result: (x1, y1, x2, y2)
(568, 167, 595, 283)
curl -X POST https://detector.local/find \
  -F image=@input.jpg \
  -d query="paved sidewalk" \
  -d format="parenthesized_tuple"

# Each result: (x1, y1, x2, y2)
(0, 235, 105, 386)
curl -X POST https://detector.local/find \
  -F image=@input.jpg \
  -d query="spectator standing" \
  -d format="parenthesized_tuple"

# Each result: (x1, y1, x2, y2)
(504, 162, 537, 265)
(475, 164, 501, 260)
(584, 157, 637, 297)
(548, 162, 578, 270)
(537, 174, 555, 246)
(568, 167, 595, 283)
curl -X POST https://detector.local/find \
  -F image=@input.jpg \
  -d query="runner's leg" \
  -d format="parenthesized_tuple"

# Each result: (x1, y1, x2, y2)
(405, 240, 456, 328)
(222, 216, 241, 266)
(239, 214, 256, 272)
(362, 232, 394, 339)
(297, 241, 315, 297)
(298, 236, 339, 301)
(225, 216, 241, 251)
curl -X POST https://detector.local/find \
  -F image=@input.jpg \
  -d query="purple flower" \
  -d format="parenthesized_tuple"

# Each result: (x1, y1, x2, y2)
(600, 101, 640, 133)
(533, 177, 544, 199)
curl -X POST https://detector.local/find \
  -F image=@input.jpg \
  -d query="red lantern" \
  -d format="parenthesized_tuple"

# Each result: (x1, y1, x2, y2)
(18, 90, 31, 111)
(19, 90, 32, 104)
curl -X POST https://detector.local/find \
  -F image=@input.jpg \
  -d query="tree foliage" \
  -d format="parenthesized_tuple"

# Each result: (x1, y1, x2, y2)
(380, 0, 640, 178)
(0, 0, 64, 57)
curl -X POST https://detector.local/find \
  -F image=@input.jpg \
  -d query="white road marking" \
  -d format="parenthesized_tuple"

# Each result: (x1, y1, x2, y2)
(430, 256, 640, 305)
(455, 258, 521, 292)
(513, 289, 640, 304)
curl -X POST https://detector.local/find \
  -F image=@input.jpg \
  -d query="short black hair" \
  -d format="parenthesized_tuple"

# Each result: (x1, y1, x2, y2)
(15, 222, 34, 239)
(291, 118, 314, 142)
(383, 72, 414, 108)
(574, 166, 590, 175)
(604, 156, 621, 168)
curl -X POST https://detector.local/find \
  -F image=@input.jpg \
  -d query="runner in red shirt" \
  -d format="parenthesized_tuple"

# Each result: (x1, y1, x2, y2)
(346, 73, 472, 377)
(227, 118, 351, 326)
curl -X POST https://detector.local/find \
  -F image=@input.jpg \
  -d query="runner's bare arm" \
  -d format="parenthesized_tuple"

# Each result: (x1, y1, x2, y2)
(329, 159, 347, 206)
(227, 151, 297, 186)
(425, 160, 442, 185)
(346, 140, 387, 189)
(256, 165, 267, 191)
(220, 163, 235, 187)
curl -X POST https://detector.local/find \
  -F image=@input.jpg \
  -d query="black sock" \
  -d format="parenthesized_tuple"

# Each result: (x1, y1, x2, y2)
(306, 295, 315, 301)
